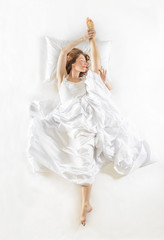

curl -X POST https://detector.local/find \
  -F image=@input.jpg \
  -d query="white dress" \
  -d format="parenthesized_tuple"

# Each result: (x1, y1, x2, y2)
(26, 70, 155, 186)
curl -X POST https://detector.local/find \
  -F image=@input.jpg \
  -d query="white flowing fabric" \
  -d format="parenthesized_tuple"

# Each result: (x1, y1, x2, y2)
(26, 70, 155, 186)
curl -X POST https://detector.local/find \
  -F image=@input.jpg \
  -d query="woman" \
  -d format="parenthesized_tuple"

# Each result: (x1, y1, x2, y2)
(26, 18, 155, 226)
(56, 18, 113, 226)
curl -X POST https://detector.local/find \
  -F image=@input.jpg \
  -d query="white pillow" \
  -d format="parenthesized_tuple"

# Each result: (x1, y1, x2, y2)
(44, 35, 112, 84)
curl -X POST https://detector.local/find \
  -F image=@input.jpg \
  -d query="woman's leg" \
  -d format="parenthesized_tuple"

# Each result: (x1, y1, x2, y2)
(80, 184, 93, 226)
(89, 37, 102, 73)
(86, 17, 101, 73)
(81, 184, 92, 205)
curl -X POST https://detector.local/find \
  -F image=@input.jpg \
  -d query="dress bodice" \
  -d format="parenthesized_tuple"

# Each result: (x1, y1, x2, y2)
(59, 75, 87, 103)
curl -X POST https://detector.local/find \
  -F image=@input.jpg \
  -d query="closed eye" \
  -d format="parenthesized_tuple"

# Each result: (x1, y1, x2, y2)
(81, 59, 86, 63)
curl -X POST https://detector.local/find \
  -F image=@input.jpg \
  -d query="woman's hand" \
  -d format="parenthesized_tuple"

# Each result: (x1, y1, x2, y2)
(82, 29, 96, 41)
(98, 66, 107, 84)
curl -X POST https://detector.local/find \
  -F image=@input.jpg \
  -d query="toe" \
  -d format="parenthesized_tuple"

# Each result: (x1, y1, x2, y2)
(82, 220, 86, 226)
(80, 217, 86, 226)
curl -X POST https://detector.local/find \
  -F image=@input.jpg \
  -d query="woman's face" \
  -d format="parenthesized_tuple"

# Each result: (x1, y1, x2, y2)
(72, 54, 87, 72)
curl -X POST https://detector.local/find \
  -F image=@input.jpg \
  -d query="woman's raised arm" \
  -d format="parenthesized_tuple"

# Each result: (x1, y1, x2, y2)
(62, 37, 85, 54)
(56, 37, 86, 87)
(62, 30, 94, 54)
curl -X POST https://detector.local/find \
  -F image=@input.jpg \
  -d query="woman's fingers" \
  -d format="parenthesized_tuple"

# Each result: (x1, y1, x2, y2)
(88, 32, 95, 36)
(88, 30, 96, 35)
(99, 66, 107, 76)
(88, 32, 96, 35)
(83, 28, 96, 40)
(88, 29, 95, 32)
(87, 29, 96, 34)
(99, 66, 102, 72)
(88, 30, 96, 39)
(99, 66, 107, 83)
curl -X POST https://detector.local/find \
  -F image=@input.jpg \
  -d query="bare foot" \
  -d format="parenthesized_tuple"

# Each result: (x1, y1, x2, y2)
(80, 202, 93, 226)
(86, 17, 95, 30)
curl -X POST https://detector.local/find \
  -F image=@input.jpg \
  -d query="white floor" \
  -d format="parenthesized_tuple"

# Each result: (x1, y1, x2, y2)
(0, 0, 164, 239)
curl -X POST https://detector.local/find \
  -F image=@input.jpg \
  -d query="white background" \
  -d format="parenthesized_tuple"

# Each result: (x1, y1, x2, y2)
(0, 0, 164, 239)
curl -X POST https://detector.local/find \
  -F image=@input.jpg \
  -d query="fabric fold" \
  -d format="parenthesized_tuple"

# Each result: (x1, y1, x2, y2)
(26, 69, 157, 186)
